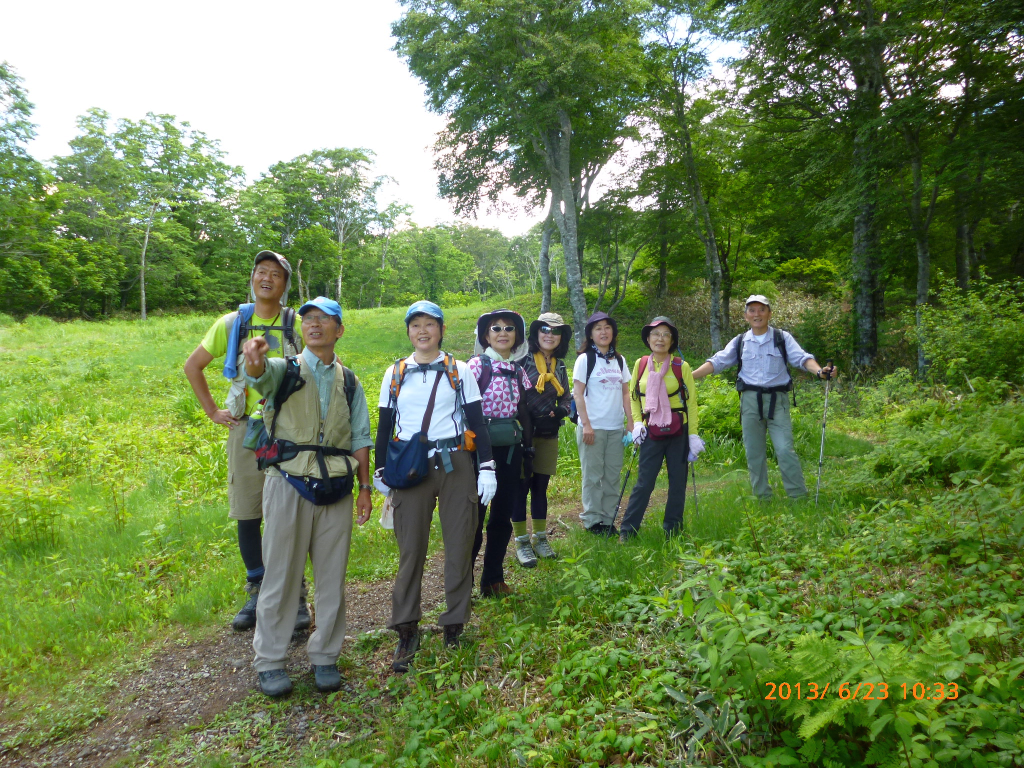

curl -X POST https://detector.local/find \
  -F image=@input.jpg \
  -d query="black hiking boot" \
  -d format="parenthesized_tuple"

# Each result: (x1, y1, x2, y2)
(294, 600, 311, 632)
(312, 664, 341, 692)
(444, 623, 465, 648)
(392, 622, 420, 674)
(232, 581, 260, 631)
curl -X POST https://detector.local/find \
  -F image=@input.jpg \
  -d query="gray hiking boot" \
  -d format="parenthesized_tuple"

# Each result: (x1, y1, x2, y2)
(531, 531, 558, 559)
(312, 664, 341, 692)
(232, 581, 260, 632)
(514, 535, 538, 568)
(392, 622, 420, 674)
(258, 668, 292, 697)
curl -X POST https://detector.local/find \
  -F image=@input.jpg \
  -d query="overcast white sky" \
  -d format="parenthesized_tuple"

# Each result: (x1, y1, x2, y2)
(1, 0, 544, 235)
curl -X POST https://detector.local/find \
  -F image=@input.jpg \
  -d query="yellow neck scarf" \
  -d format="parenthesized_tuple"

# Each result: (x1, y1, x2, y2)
(533, 352, 564, 395)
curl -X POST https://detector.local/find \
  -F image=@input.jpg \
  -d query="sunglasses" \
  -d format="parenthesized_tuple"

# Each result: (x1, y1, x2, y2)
(490, 325, 516, 333)
(539, 326, 560, 334)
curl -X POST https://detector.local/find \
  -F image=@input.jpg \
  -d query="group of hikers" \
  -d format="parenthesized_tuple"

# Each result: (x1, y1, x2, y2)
(183, 250, 836, 697)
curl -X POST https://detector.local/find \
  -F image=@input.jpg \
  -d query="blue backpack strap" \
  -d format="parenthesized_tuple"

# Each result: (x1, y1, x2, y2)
(223, 303, 256, 379)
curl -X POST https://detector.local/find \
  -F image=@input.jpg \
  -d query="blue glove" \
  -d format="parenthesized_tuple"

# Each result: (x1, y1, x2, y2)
(622, 432, 633, 448)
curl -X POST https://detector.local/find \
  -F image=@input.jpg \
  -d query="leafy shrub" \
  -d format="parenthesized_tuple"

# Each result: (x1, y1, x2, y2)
(439, 290, 476, 307)
(916, 275, 1024, 383)
(859, 386, 1024, 486)
(774, 257, 842, 296)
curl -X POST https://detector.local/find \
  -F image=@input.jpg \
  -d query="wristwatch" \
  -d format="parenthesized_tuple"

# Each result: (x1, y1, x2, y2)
(359, 483, 373, 492)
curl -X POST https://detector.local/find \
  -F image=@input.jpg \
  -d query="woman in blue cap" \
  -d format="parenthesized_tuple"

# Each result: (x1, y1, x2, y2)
(373, 301, 496, 673)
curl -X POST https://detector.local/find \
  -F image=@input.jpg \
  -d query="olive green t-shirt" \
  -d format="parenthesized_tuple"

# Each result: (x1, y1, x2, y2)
(201, 311, 303, 415)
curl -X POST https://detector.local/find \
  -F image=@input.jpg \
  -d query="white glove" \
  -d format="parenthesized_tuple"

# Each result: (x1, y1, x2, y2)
(631, 423, 648, 445)
(688, 434, 706, 462)
(372, 467, 390, 496)
(477, 469, 497, 506)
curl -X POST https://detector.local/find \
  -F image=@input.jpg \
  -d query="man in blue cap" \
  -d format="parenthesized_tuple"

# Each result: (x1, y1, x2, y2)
(241, 296, 374, 696)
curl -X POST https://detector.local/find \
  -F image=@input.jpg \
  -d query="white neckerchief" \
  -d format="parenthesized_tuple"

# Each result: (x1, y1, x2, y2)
(484, 347, 511, 363)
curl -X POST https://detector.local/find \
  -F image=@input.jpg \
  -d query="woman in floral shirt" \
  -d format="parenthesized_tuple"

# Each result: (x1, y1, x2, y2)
(468, 309, 534, 597)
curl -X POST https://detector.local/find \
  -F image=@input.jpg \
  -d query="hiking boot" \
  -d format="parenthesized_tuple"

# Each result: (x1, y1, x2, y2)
(618, 529, 637, 544)
(514, 535, 538, 568)
(311, 664, 341, 692)
(531, 531, 558, 559)
(232, 581, 260, 631)
(258, 668, 292, 697)
(444, 623, 465, 648)
(392, 622, 420, 674)
(585, 523, 608, 536)
(481, 581, 513, 598)
(294, 600, 312, 632)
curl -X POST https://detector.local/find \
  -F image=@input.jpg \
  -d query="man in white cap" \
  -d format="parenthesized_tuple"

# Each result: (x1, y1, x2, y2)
(183, 251, 308, 632)
(691, 295, 836, 500)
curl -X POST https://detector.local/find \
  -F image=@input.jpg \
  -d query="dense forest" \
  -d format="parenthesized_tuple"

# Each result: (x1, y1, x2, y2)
(2, 0, 1023, 372)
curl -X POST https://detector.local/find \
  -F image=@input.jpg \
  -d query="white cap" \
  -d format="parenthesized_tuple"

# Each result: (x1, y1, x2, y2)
(744, 294, 772, 309)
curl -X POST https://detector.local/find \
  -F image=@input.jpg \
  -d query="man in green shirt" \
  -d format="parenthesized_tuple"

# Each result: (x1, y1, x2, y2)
(183, 251, 307, 632)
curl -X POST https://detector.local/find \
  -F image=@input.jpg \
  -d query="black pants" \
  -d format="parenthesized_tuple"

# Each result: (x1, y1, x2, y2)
(512, 473, 550, 523)
(471, 443, 522, 589)
(619, 429, 688, 537)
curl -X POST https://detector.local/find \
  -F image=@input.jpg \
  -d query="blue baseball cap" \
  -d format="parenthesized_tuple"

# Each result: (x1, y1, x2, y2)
(404, 300, 444, 325)
(298, 296, 342, 321)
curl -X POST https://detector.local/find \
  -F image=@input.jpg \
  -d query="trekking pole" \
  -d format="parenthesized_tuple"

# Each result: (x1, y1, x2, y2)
(690, 460, 699, 519)
(814, 360, 834, 506)
(614, 442, 640, 524)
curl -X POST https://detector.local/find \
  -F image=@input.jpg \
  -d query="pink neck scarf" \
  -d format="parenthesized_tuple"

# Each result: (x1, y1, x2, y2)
(645, 357, 673, 427)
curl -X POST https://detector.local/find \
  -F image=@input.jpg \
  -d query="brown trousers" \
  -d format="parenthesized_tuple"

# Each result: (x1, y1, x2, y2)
(390, 450, 478, 628)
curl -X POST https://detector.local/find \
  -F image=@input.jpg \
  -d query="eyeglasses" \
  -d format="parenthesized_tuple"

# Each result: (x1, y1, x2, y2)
(490, 325, 516, 333)
(539, 326, 558, 334)
(302, 314, 334, 325)
(648, 331, 673, 340)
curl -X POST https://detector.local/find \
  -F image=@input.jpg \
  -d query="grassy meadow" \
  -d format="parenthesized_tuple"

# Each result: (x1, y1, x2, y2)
(1, 302, 1023, 766)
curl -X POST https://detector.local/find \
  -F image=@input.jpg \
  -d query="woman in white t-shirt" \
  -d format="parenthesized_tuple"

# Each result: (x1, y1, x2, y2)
(572, 311, 635, 536)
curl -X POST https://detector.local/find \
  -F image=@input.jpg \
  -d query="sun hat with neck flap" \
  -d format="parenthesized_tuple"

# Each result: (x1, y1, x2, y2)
(529, 312, 572, 357)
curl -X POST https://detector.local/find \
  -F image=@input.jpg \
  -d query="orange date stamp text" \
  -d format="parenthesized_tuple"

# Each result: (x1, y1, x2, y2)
(764, 681, 959, 702)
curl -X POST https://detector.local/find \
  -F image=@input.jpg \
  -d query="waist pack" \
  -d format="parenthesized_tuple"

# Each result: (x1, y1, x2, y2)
(532, 414, 562, 439)
(485, 416, 522, 447)
(648, 411, 685, 441)
(280, 468, 354, 507)
(382, 370, 446, 490)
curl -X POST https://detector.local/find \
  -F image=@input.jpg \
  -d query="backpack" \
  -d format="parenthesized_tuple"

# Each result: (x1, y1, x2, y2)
(386, 353, 475, 455)
(226, 304, 301, 355)
(633, 355, 688, 416)
(569, 348, 625, 425)
(733, 328, 797, 418)
(247, 357, 357, 468)
(471, 355, 529, 451)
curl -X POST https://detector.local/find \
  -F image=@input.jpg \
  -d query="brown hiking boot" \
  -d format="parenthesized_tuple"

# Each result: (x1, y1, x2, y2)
(392, 622, 420, 674)
(481, 581, 513, 598)
(444, 623, 465, 648)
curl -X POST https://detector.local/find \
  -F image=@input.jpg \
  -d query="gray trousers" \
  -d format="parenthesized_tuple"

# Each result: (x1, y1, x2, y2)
(620, 430, 688, 536)
(740, 390, 807, 499)
(577, 425, 625, 529)
(390, 450, 477, 629)
(253, 474, 353, 672)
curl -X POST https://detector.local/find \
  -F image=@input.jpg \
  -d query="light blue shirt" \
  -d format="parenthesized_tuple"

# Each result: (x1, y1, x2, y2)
(245, 347, 373, 452)
(706, 327, 814, 388)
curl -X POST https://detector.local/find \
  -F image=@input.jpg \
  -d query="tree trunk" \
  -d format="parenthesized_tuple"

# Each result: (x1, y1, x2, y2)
(542, 111, 589, 349)
(657, 211, 669, 298)
(139, 202, 157, 321)
(539, 202, 554, 313)
(673, 89, 723, 349)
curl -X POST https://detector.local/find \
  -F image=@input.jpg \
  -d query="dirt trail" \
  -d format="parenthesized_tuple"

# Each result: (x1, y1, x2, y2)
(0, 552, 452, 768)
(0, 512, 594, 768)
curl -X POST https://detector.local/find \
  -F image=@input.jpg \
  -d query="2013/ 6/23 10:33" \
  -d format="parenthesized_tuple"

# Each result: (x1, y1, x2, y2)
(764, 681, 960, 701)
